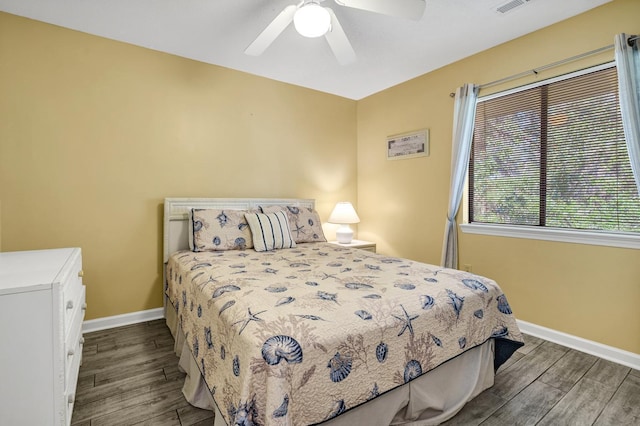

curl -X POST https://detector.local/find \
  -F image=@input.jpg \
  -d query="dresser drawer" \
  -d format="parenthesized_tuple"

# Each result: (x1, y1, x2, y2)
(65, 285, 85, 389)
(62, 253, 84, 335)
(64, 327, 83, 426)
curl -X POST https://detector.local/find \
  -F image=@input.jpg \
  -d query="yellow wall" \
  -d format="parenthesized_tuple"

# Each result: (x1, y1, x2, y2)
(0, 13, 357, 320)
(357, 0, 640, 354)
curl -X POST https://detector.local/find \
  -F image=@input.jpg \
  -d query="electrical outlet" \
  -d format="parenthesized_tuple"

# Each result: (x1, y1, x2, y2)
(463, 264, 472, 272)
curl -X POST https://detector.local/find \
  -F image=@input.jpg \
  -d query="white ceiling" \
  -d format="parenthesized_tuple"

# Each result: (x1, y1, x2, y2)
(0, 0, 611, 100)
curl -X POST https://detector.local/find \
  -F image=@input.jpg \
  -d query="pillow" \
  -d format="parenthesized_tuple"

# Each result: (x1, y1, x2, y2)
(191, 209, 254, 251)
(260, 205, 327, 243)
(244, 211, 296, 252)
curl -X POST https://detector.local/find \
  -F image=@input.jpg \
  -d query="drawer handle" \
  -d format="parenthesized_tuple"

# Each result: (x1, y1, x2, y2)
(66, 300, 74, 310)
(82, 303, 87, 311)
(80, 337, 85, 345)
(68, 394, 75, 404)
(78, 270, 84, 278)
(68, 349, 75, 357)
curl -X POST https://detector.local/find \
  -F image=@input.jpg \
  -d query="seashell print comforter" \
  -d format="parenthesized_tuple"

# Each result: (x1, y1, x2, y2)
(166, 243, 524, 426)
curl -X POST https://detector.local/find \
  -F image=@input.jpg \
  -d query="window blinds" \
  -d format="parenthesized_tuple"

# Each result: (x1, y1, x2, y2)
(470, 66, 640, 233)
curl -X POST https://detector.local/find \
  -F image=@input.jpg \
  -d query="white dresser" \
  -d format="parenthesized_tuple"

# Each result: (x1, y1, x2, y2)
(0, 248, 86, 426)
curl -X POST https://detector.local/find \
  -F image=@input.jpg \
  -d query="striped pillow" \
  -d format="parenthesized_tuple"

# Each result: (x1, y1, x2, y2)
(245, 211, 296, 252)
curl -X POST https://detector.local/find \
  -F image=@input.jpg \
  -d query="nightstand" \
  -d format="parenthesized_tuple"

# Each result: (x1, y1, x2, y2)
(328, 239, 376, 253)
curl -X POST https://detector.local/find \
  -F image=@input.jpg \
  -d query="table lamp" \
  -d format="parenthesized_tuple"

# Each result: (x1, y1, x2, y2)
(328, 202, 360, 244)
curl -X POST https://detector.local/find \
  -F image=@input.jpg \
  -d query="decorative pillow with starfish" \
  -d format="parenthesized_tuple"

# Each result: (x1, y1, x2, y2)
(260, 205, 327, 244)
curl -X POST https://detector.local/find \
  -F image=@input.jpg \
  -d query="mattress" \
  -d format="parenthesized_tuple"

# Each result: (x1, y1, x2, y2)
(165, 242, 523, 425)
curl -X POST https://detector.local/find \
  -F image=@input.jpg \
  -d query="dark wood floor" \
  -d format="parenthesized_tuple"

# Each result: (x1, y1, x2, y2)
(72, 319, 640, 426)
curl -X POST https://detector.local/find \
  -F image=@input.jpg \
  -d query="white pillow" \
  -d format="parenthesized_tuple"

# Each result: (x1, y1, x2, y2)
(245, 211, 296, 252)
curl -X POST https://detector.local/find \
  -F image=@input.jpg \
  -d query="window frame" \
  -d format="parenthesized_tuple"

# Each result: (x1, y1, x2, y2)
(460, 62, 640, 250)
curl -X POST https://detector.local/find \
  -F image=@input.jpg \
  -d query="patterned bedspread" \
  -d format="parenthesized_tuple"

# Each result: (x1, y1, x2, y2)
(166, 243, 523, 426)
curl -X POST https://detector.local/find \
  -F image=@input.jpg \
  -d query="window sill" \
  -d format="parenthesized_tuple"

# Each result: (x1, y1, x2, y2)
(459, 223, 640, 250)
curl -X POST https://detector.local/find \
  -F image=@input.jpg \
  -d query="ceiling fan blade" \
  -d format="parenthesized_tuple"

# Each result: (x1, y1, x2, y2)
(245, 4, 298, 56)
(335, 0, 426, 20)
(324, 8, 356, 65)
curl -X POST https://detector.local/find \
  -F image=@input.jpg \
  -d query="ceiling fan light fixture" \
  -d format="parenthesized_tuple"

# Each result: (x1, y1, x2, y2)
(294, 3, 331, 38)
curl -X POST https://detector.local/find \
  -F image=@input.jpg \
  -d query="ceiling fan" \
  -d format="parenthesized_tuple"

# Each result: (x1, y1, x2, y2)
(245, 0, 426, 65)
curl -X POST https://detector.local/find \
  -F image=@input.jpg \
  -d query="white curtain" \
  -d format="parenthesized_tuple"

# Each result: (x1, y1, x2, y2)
(441, 84, 479, 269)
(615, 33, 640, 194)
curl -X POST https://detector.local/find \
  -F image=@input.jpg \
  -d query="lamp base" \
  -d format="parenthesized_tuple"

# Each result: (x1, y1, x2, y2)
(335, 225, 354, 244)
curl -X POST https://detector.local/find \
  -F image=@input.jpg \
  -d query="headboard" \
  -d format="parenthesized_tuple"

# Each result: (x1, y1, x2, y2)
(162, 197, 315, 264)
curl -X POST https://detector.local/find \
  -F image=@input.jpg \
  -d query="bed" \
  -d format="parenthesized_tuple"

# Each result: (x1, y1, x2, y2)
(163, 198, 524, 426)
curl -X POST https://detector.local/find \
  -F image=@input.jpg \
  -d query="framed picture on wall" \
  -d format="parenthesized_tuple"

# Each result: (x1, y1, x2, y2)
(386, 129, 429, 160)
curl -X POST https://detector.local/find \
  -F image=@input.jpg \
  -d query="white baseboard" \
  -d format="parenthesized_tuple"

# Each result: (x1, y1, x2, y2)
(517, 319, 640, 370)
(83, 307, 164, 334)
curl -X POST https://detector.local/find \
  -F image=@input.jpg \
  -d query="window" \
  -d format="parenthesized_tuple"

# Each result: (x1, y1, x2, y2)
(464, 63, 640, 248)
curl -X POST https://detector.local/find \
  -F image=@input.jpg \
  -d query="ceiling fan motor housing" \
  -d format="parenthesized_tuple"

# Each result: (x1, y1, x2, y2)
(294, 2, 331, 38)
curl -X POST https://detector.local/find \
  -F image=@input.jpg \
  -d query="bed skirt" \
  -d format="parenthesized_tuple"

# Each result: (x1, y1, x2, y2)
(166, 306, 495, 426)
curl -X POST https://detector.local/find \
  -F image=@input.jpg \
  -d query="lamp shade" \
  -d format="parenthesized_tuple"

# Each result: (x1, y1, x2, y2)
(328, 202, 360, 224)
(293, 3, 331, 38)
